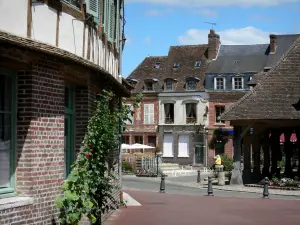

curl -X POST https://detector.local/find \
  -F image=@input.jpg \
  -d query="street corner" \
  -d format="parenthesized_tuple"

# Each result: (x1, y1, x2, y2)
(123, 192, 142, 206)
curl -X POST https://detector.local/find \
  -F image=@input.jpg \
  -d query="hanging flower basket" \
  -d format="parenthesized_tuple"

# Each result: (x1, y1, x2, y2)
(209, 129, 230, 150)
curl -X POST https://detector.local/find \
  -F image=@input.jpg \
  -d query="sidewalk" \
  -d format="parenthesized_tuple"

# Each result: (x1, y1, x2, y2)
(125, 175, 300, 196)
(106, 190, 300, 225)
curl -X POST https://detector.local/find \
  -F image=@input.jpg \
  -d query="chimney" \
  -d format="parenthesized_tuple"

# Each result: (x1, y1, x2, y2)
(270, 34, 277, 54)
(208, 29, 220, 60)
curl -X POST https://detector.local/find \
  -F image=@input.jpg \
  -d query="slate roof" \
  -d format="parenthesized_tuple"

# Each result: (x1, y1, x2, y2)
(0, 30, 130, 96)
(127, 45, 209, 93)
(221, 36, 300, 121)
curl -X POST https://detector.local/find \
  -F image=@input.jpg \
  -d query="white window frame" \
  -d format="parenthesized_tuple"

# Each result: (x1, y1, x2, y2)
(144, 104, 154, 124)
(215, 106, 225, 124)
(214, 77, 225, 90)
(195, 61, 201, 68)
(232, 77, 244, 90)
(178, 135, 189, 157)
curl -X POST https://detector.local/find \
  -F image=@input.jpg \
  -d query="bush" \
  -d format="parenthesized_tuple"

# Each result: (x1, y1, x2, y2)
(220, 154, 234, 172)
(122, 161, 133, 172)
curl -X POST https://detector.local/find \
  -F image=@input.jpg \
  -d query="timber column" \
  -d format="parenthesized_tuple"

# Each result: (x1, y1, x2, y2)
(296, 129, 300, 177)
(230, 126, 243, 185)
(270, 129, 281, 177)
(262, 131, 270, 178)
(252, 133, 261, 181)
(242, 132, 252, 184)
(284, 130, 293, 177)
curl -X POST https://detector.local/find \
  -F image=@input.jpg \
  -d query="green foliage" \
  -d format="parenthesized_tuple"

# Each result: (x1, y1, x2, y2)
(209, 129, 230, 150)
(122, 161, 133, 172)
(220, 154, 234, 172)
(56, 90, 125, 225)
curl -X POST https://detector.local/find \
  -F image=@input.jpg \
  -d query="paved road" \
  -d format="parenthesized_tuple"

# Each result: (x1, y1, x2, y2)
(108, 190, 300, 225)
(122, 176, 300, 200)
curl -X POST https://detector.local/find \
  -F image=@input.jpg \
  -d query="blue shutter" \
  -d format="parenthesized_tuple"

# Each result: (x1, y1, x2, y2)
(86, 0, 100, 20)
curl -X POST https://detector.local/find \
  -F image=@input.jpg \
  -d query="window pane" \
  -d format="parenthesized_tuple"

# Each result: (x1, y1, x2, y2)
(0, 75, 12, 111)
(0, 113, 11, 188)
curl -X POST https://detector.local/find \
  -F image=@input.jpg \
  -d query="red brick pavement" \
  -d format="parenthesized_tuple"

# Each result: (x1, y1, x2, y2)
(107, 190, 300, 225)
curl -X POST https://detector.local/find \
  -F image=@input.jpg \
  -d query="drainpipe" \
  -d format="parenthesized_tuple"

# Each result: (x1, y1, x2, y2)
(204, 126, 208, 167)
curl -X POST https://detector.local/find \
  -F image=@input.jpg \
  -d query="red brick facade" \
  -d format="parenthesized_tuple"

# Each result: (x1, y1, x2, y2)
(207, 101, 234, 165)
(0, 51, 124, 224)
(124, 96, 159, 150)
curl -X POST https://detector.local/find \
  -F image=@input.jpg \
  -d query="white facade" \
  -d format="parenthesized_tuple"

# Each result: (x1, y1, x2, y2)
(158, 92, 209, 127)
(0, 0, 120, 79)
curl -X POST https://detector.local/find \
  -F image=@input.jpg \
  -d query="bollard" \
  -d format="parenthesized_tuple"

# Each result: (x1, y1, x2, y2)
(159, 174, 165, 193)
(263, 177, 269, 199)
(207, 176, 214, 196)
(197, 170, 201, 183)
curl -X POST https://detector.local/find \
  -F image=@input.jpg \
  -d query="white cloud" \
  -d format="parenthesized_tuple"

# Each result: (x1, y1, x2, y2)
(125, 0, 299, 7)
(195, 9, 218, 17)
(248, 14, 274, 22)
(144, 8, 174, 16)
(144, 36, 152, 44)
(177, 27, 274, 45)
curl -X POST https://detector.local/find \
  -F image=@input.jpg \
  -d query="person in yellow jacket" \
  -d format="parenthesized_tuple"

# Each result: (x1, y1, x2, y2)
(215, 154, 222, 165)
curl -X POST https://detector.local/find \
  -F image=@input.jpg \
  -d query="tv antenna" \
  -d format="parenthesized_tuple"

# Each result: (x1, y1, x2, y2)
(204, 22, 216, 30)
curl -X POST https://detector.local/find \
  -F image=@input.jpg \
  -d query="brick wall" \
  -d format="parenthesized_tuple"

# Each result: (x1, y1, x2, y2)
(207, 101, 234, 166)
(0, 57, 65, 224)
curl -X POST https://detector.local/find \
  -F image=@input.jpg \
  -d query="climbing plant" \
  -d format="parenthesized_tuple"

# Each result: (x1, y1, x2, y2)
(56, 90, 142, 225)
(208, 129, 230, 150)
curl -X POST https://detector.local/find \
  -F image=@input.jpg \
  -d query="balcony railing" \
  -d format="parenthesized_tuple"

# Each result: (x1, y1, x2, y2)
(165, 117, 174, 124)
(186, 117, 196, 124)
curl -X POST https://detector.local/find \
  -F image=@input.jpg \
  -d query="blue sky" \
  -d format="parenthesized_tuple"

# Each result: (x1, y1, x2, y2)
(122, 0, 300, 77)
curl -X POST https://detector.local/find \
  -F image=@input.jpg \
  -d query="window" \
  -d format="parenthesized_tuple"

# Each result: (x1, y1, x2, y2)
(173, 63, 180, 69)
(186, 80, 196, 90)
(215, 106, 225, 124)
(215, 77, 225, 90)
(163, 135, 173, 157)
(154, 63, 160, 69)
(144, 82, 153, 91)
(122, 136, 130, 144)
(164, 103, 174, 124)
(148, 136, 156, 147)
(195, 61, 201, 68)
(125, 104, 133, 124)
(186, 103, 197, 124)
(0, 72, 16, 195)
(65, 86, 75, 177)
(64, 0, 81, 9)
(144, 104, 154, 124)
(165, 80, 174, 91)
(134, 136, 143, 144)
(234, 60, 239, 64)
(178, 135, 189, 157)
(233, 77, 243, 90)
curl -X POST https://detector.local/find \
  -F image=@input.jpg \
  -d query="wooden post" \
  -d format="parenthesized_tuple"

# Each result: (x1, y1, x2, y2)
(262, 131, 270, 178)
(284, 130, 293, 177)
(242, 133, 252, 184)
(270, 129, 281, 177)
(296, 129, 300, 177)
(230, 126, 243, 185)
(252, 134, 261, 181)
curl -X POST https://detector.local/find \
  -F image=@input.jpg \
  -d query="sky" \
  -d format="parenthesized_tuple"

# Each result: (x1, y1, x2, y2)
(121, 0, 300, 77)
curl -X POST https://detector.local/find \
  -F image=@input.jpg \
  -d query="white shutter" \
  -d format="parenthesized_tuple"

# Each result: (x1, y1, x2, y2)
(149, 104, 154, 124)
(0, 141, 10, 188)
(163, 135, 173, 157)
(178, 135, 189, 157)
(144, 104, 149, 124)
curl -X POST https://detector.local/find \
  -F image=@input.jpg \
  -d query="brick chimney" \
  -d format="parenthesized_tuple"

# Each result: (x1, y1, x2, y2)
(208, 29, 220, 60)
(270, 34, 277, 54)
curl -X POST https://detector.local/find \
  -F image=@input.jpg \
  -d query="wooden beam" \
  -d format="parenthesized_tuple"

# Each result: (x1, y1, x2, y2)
(56, 10, 60, 47)
(27, 0, 32, 37)
(0, 56, 30, 70)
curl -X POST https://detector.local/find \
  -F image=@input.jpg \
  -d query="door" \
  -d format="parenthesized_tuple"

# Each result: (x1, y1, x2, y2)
(195, 144, 204, 164)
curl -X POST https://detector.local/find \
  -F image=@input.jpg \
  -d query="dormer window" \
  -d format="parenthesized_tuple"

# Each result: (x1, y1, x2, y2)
(187, 80, 196, 90)
(173, 63, 180, 69)
(127, 78, 138, 86)
(234, 60, 239, 64)
(214, 77, 225, 90)
(232, 77, 244, 90)
(164, 78, 176, 91)
(195, 61, 201, 68)
(145, 82, 153, 91)
(154, 63, 160, 69)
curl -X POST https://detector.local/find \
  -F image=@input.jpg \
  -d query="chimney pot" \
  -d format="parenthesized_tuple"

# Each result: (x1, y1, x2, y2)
(208, 30, 220, 60)
(269, 34, 277, 53)
(210, 29, 215, 35)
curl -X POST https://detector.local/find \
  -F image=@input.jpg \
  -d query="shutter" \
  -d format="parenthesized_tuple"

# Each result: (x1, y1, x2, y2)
(108, 0, 115, 42)
(163, 135, 173, 157)
(144, 104, 149, 124)
(86, 0, 100, 19)
(0, 141, 10, 188)
(149, 104, 154, 124)
(178, 135, 189, 157)
(115, 0, 120, 49)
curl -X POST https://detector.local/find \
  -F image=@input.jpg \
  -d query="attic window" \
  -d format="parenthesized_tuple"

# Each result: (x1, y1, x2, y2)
(154, 63, 160, 69)
(187, 80, 196, 90)
(173, 63, 180, 69)
(234, 60, 239, 64)
(145, 82, 154, 91)
(164, 79, 175, 91)
(195, 61, 201, 68)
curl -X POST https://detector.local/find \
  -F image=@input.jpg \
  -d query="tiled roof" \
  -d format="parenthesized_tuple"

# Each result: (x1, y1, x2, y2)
(0, 30, 130, 96)
(127, 45, 209, 93)
(221, 36, 300, 121)
(209, 92, 247, 103)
